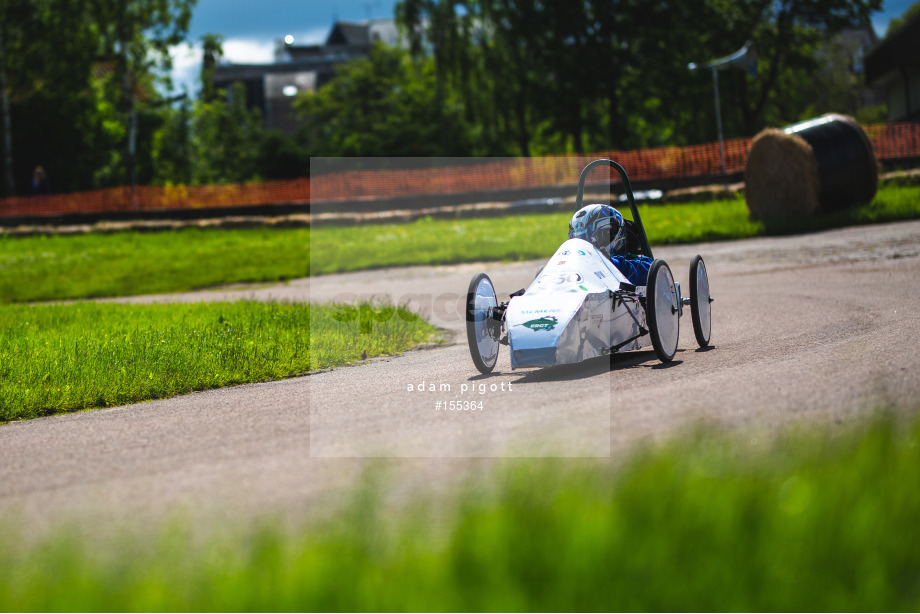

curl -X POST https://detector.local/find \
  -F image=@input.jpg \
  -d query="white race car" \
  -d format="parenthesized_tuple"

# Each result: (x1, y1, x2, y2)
(465, 159, 712, 373)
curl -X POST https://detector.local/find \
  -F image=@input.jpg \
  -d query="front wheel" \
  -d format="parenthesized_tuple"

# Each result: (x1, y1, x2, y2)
(646, 259, 680, 363)
(466, 272, 500, 373)
(689, 254, 712, 348)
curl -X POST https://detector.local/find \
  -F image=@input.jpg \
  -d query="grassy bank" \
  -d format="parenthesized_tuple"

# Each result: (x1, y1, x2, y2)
(0, 300, 438, 421)
(1, 185, 919, 302)
(1, 414, 918, 611)
(0, 227, 310, 302)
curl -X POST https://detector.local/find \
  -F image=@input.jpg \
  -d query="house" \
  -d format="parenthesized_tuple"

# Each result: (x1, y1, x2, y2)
(210, 19, 401, 133)
(865, 10, 920, 121)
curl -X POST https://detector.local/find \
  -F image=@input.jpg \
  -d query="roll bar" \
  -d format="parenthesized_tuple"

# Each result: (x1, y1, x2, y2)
(574, 159, 653, 259)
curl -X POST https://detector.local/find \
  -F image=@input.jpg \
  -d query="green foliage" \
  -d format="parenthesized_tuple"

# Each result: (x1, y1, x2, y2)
(0, 300, 437, 420)
(760, 184, 920, 234)
(1, 414, 919, 610)
(296, 43, 472, 156)
(257, 129, 309, 180)
(151, 96, 192, 184)
(0, 0, 115, 193)
(884, 0, 920, 36)
(187, 82, 264, 183)
(151, 34, 304, 185)
(0, 0, 196, 193)
(392, 0, 883, 155)
(0, 0, 894, 186)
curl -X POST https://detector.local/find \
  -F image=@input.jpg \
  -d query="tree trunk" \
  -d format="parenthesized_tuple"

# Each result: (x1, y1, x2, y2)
(118, 1, 137, 193)
(434, 43, 448, 156)
(0, 26, 15, 196)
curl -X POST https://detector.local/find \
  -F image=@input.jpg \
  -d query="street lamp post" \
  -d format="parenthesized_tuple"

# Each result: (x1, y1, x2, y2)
(711, 65, 725, 175)
(689, 41, 754, 177)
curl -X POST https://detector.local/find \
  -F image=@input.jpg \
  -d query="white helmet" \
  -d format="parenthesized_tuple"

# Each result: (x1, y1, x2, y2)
(568, 204, 627, 256)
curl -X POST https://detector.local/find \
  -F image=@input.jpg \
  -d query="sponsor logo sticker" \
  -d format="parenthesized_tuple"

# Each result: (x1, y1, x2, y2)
(522, 316, 558, 331)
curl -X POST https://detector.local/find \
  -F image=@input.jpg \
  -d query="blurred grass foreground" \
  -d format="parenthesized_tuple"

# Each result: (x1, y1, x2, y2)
(2, 413, 918, 611)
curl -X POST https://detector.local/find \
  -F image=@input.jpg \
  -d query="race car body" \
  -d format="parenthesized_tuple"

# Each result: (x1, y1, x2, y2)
(465, 158, 712, 374)
(505, 238, 649, 368)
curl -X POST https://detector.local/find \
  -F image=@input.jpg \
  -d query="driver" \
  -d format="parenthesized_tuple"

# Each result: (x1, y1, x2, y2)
(568, 204, 653, 286)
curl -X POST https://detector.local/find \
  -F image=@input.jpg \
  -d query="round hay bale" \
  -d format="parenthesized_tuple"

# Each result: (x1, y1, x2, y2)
(745, 128, 820, 219)
(784, 113, 878, 211)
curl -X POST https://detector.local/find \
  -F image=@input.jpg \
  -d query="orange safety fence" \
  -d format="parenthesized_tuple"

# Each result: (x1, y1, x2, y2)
(2, 122, 918, 220)
(0, 179, 310, 220)
(307, 138, 754, 202)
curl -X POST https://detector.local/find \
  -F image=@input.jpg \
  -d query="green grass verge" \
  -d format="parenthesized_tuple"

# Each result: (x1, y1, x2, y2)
(0, 227, 310, 302)
(310, 184, 920, 273)
(2, 185, 918, 302)
(1, 414, 918, 611)
(760, 183, 920, 234)
(310, 197, 759, 275)
(0, 300, 438, 421)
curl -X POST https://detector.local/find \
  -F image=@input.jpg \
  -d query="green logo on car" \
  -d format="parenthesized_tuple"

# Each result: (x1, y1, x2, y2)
(522, 316, 558, 331)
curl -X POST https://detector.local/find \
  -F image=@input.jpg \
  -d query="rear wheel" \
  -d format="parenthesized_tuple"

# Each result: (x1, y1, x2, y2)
(646, 259, 679, 362)
(466, 273, 500, 373)
(689, 254, 712, 348)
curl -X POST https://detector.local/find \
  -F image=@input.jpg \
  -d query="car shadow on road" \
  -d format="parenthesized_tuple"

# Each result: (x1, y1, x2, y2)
(469, 350, 684, 384)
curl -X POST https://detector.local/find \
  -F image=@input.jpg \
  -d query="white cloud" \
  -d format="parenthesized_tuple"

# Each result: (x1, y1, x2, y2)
(221, 38, 276, 64)
(165, 42, 203, 95)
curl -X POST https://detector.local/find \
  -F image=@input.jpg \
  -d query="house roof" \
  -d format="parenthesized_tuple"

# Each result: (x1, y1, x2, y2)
(326, 21, 371, 46)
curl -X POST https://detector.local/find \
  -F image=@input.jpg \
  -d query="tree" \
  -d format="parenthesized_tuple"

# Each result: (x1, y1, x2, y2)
(151, 33, 271, 186)
(0, 0, 113, 195)
(199, 33, 223, 102)
(87, 0, 195, 187)
(397, 0, 531, 155)
(296, 43, 473, 157)
(395, 0, 884, 155)
(152, 83, 265, 186)
(0, 21, 14, 195)
(0, 0, 198, 194)
(884, 0, 920, 36)
(151, 97, 191, 185)
(719, 0, 882, 134)
(187, 81, 263, 183)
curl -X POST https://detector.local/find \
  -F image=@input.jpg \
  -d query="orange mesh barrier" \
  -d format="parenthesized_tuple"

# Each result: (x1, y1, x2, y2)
(864, 122, 920, 160)
(0, 179, 310, 220)
(1, 122, 917, 219)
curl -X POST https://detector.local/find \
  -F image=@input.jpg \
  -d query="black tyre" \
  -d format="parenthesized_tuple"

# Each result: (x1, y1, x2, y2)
(466, 272, 500, 373)
(646, 259, 680, 362)
(689, 254, 712, 348)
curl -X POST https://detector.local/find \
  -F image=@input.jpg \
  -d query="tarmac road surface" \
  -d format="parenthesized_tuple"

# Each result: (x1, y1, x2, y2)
(2, 220, 920, 537)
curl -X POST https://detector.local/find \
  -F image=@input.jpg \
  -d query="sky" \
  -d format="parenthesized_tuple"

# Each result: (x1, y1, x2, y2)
(168, 0, 916, 95)
(169, 0, 399, 93)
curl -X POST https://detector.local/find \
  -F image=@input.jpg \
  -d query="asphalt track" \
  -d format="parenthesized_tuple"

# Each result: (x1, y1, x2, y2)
(2, 220, 920, 536)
